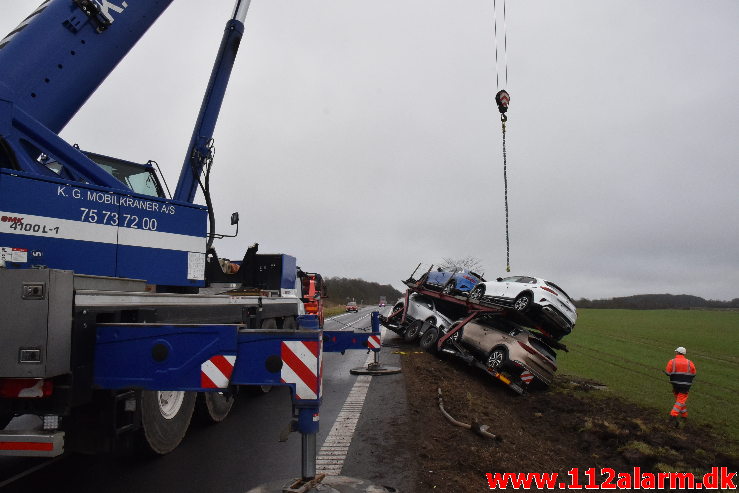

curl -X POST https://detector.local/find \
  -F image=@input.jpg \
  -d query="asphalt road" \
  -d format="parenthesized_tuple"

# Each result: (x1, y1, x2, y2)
(0, 306, 408, 493)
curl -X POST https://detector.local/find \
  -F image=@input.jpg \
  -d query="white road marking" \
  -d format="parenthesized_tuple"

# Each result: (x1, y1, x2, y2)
(315, 326, 387, 476)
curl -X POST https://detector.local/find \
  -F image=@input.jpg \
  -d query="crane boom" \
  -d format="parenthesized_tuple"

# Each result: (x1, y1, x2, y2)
(174, 0, 251, 203)
(0, 0, 174, 135)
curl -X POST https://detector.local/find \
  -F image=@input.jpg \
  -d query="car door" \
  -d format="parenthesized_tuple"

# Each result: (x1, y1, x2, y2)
(460, 319, 488, 355)
(480, 322, 516, 355)
(509, 276, 537, 304)
(488, 276, 516, 304)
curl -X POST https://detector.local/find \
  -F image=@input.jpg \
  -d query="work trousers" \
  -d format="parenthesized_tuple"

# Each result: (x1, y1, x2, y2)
(670, 390, 689, 418)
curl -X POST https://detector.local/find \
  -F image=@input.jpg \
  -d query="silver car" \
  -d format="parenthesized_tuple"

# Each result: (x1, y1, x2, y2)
(390, 293, 455, 342)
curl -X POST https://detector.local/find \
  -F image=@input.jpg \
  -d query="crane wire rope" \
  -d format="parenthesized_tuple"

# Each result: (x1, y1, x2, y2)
(492, 0, 509, 89)
(493, 0, 511, 272)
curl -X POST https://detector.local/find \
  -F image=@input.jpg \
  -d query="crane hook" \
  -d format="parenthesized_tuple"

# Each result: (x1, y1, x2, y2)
(495, 89, 510, 115)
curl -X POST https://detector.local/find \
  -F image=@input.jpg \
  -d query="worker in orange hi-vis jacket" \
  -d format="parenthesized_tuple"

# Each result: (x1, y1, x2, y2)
(664, 346, 697, 428)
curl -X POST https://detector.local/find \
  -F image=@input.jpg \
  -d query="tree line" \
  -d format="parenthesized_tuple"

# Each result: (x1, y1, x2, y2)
(325, 277, 402, 305)
(575, 294, 739, 310)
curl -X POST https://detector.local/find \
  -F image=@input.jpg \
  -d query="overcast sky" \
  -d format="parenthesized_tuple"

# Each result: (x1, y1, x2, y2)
(1, 1, 737, 300)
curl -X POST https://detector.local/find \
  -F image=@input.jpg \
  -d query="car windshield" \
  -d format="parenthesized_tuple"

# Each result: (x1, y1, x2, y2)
(411, 294, 433, 307)
(347, 302, 357, 306)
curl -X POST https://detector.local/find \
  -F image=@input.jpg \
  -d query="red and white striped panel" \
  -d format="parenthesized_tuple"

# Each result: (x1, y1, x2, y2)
(318, 343, 324, 398)
(367, 334, 381, 351)
(201, 355, 237, 388)
(281, 340, 321, 400)
(520, 370, 534, 385)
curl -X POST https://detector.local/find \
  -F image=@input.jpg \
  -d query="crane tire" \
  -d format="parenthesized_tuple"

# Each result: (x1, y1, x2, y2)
(194, 389, 236, 424)
(139, 390, 196, 455)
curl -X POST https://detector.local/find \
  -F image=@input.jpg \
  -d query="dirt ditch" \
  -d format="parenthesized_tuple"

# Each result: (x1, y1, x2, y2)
(390, 337, 739, 492)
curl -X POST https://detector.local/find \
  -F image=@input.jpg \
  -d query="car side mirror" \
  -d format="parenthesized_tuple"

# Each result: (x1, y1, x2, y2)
(496, 277, 503, 282)
(314, 293, 320, 300)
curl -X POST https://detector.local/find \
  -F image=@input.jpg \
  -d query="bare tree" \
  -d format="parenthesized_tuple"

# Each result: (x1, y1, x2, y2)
(438, 256, 485, 275)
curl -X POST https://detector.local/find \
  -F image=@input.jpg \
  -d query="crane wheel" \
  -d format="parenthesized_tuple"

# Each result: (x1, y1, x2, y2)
(194, 388, 236, 424)
(139, 390, 196, 455)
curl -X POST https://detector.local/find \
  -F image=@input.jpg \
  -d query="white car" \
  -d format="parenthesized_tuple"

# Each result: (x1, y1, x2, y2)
(390, 293, 455, 342)
(468, 276, 577, 339)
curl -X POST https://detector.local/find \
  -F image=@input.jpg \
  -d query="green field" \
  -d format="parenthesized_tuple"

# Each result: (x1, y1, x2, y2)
(558, 309, 739, 442)
(323, 304, 348, 318)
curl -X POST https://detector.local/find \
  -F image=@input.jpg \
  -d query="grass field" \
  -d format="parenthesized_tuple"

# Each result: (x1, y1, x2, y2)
(558, 309, 739, 443)
(322, 302, 350, 318)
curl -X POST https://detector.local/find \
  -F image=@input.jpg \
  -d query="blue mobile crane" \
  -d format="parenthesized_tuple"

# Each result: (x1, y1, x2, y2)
(0, 1, 378, 483)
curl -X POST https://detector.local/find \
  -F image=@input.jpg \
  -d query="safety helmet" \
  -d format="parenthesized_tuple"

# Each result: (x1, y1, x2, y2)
(675, 346, 686, 354)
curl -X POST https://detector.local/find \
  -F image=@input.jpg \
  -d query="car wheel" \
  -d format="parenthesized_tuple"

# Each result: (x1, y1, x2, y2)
(419, 327, 439, 353)
(442, 280, 456, 295)
(469, 285, 485, 302)
(513, 293, 532, 312)
(486, 347, 507, 371)
(404, 320, 423, 342)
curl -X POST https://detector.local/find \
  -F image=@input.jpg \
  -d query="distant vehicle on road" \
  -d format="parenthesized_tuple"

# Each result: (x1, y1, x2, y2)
(346, 301, 359, 312)
(468, 276, 577, 339)
(423, 270, 485, 295)
(379, 296, 387, 307)
(444, 315, 557, 387)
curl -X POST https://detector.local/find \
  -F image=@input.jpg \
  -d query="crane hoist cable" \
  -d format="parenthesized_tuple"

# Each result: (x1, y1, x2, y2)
(493, 0, 511, 272)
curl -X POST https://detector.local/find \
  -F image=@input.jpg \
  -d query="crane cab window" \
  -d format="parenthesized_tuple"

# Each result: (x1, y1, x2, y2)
(86, 152, 165, 198)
